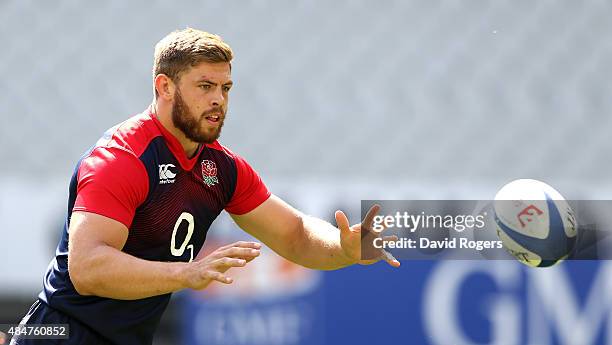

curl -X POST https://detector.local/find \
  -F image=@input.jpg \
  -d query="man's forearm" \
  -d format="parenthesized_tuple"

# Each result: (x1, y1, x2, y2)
(230, 196, 360, 271)
(289, 215, 355, 270)
(70, 244, 188, 300)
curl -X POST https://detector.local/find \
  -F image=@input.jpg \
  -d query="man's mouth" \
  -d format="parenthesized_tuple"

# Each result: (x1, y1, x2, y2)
(205, 113, 222, 124)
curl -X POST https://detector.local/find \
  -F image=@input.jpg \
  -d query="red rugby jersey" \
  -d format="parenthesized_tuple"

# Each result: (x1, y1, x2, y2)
(39, 106, 270, 344)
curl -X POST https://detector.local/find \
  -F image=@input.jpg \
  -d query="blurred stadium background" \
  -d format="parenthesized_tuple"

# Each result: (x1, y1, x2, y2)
(2, 0, 612, 344)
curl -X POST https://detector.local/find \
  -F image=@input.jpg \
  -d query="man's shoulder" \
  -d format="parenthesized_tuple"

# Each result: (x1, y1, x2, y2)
(95, 109, 162, 158)
(76, 109, 161, 176)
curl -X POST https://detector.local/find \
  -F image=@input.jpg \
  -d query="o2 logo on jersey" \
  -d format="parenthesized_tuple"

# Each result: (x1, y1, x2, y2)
(201, 160, 219, 187)
(171, 212, 195, 262)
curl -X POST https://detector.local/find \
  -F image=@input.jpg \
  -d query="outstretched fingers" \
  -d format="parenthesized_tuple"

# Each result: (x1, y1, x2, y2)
(362, 204, 381, 231)
(335, 210, 352, 234)
(378, 235, 400, 267)
(218, 241, 261, 251)
(381, 249, 401, 268)
(204, 270, 233, 284)
(223, 246, 261, 260)
(210, 257, 247, 270)
(192, 241, 263, 288)
(210, 242, 261, 261)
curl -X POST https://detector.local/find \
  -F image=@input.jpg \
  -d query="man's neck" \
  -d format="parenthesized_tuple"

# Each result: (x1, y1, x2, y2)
(153, 101, 200, 158)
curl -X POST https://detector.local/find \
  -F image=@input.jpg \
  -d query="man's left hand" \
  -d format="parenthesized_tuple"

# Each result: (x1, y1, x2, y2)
(335, 204, 401, 268)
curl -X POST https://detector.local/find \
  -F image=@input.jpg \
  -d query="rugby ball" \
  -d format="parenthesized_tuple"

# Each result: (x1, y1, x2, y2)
(494, 179, 577, 267)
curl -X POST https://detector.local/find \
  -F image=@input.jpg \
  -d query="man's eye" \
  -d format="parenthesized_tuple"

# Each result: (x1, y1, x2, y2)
(200, 84, 211, 90)
(223, 86, 231, 92)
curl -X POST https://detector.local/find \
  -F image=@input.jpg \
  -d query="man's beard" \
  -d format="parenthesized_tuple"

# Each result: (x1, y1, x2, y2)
(171, 90, 225, 144)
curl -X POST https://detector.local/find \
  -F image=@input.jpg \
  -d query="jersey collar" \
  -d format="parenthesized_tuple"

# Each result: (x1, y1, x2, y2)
(147, 106, 204, 171)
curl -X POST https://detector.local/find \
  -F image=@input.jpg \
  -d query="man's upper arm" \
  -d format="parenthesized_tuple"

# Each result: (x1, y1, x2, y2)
(69, 211, 129, 252)
(68, 212, 128, 295)
(68, 211, 129, 294)
(230, 195, 302, 257)
(68, 146, 147, 290)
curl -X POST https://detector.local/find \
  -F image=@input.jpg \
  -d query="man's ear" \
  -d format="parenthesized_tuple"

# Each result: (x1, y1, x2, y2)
(154, 74, 175, 101)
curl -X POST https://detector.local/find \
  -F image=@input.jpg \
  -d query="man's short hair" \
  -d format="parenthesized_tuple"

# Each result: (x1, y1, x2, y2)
(153, 28, 233, 98)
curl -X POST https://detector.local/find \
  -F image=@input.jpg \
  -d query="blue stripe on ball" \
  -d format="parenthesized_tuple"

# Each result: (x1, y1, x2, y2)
(495, 193, 574, 261)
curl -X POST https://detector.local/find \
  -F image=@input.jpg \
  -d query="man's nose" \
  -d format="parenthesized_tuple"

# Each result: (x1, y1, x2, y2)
(210, 89, 224, 107)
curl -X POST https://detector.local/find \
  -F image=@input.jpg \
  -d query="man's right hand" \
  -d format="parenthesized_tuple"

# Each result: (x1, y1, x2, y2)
(182, 241, 261, 290)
